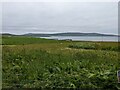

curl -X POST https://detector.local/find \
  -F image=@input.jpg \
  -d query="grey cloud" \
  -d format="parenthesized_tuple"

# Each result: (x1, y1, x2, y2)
(2, 2, 118, 35)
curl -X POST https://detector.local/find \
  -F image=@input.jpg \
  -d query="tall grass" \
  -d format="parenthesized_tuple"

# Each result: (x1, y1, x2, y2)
(2, 36, 61, 45)
(68, 42, 119, 51)
(2, 46, 119, 89)
(2, 36, 120, 89)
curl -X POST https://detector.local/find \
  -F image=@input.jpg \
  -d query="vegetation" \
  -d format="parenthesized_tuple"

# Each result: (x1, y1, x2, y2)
(2, 36, 120, 89)
(68, 42, 119, 51)
(2, 36, 61, 45)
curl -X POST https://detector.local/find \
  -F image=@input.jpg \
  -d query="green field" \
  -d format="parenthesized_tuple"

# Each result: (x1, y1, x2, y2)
(2, 36, 120, 89)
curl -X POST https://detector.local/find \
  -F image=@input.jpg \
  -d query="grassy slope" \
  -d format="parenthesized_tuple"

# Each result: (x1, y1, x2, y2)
(2, 36, 120, 89)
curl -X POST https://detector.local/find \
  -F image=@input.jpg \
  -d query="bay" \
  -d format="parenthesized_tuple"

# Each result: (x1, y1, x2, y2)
(40, 36, 119, 42)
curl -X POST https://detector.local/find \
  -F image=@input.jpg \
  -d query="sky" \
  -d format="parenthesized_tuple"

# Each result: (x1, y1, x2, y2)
(2, 2, 118, 35)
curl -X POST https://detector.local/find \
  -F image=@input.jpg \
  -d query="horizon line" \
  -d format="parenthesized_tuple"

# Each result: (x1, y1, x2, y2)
(1, 32, 119, 36)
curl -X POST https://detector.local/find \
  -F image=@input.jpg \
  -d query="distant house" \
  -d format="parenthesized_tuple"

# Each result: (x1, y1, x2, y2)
(53, 38, 58, 40)
(63, 39, 72, 41)
(8, 36, 12, 37)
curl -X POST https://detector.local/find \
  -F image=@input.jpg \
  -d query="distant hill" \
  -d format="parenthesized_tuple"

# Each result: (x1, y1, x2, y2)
(50, 32, 116, 36)
(23, 32, 117, 37)
(1, 33, 15, 36)
(23, 33, 51, 37)
(1, 32, 118, 37)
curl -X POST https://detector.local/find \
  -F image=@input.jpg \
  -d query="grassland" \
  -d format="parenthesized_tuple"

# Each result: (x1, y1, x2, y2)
(2, 36, 120, 89)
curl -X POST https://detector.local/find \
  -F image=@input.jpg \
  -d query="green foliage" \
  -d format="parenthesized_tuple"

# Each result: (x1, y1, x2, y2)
(2, 36, 120, 89)
(2, 36, 61, 45)
(68, 42, 119, 51)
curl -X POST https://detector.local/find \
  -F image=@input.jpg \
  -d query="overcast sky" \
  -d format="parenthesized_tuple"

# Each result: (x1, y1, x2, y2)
(2, 2, 118, 35)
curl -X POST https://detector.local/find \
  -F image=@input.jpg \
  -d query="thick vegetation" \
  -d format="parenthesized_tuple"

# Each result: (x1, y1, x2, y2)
(68, 42, 119, 51)
(2, 36, 120, 89)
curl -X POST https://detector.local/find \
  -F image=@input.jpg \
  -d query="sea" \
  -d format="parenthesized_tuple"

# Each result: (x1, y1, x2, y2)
(40, 36, 119, 42)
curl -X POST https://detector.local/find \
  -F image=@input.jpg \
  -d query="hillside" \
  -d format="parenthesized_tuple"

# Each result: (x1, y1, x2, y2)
(1, 32, 117, 37)
(23, 32, 117, 37)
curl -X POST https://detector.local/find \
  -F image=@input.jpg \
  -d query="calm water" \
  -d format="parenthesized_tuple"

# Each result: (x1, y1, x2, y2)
(40, 36, 119, 42)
